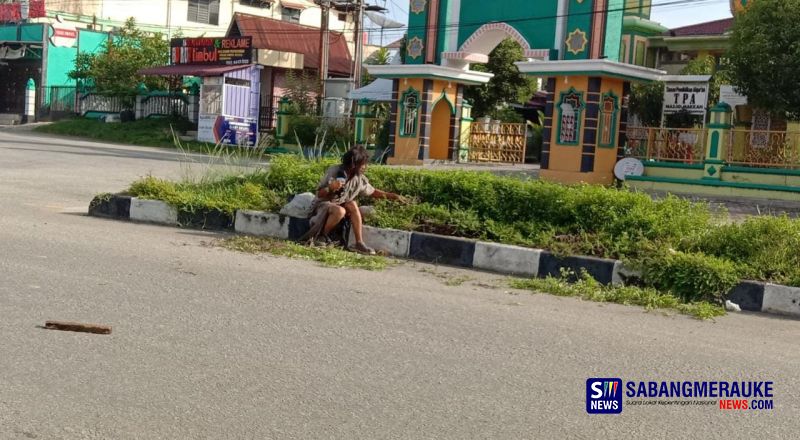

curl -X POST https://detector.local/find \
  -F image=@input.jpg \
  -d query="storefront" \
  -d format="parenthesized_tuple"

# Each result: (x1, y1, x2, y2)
(141, 36, 261, 146)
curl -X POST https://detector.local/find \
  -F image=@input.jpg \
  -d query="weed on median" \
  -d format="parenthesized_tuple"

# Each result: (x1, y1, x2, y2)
(219, 236, 391, 271)
(509, 270, 726, 320)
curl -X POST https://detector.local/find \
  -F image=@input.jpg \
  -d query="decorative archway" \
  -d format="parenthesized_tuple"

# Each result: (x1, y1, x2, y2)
(442, 22, 550, 65)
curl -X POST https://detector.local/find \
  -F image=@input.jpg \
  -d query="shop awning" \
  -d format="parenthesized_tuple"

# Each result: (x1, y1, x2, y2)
(281, 0, 315, 9)
(348, 78, 393, 101)
(138, 64, 250, 77)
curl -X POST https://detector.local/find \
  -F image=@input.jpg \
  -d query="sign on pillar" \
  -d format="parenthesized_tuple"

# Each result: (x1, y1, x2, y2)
(23, 78, 35, 124)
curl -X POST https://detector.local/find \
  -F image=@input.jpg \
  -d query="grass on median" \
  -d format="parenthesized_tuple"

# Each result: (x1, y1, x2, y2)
(35, 118, 216, 152)
(509, 270, 726, 320)
(219, 236, 391, 271)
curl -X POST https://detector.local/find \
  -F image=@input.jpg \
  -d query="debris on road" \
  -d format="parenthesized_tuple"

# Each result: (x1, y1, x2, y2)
(44, 321, 112, 335)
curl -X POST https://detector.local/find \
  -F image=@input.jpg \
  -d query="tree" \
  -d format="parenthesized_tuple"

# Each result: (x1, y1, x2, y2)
(679, 54, 731, 107)
(727, 0, 800, 116)
(361, 47, 391, 86)
(284, 69, 320, 115)
(69, 18, 170, 94)
(628, 81, 665, 127)
(464, 39, 538, 118)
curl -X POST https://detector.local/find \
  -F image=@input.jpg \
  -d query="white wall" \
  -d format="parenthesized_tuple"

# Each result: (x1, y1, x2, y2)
(51, 0, 356, 40)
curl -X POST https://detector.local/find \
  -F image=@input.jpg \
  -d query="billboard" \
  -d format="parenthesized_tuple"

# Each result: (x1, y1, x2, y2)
(170, 37, 253, 66)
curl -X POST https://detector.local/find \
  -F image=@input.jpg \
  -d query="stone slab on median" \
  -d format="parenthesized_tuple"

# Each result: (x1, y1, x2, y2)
(235, 211, 289, 240)
(349, 226, 411, 258)
(473, 242, 540, 277)
(409, 232, 476, 268)
(538, 252, 618, 285)
(762, 284, 800, 318)
(129, 198, 178, 225)
(88, 195, 131, 219)
(726, 281, 765, 312)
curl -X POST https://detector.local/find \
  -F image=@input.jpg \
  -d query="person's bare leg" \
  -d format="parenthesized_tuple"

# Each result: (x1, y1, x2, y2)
(323, 205, 346, 235)
(343, 201, 364, 244)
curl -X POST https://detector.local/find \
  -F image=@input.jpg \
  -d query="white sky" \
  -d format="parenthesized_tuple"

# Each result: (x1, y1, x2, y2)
(372, 0, 733, 42)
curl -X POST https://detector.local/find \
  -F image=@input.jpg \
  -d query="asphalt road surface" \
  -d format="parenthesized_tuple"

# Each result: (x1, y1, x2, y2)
(1, 129, 799, 439)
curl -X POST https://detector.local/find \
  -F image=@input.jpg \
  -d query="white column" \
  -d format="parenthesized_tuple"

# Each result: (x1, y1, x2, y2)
(554, 0, 569, 60)
(23, 78, 35, 124)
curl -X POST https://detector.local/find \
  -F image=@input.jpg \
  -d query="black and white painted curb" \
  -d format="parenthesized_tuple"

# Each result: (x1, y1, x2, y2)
(89, 195, 800, 319)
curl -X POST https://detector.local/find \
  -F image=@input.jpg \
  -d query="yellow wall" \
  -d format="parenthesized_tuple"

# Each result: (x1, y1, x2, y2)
(548, 76, 589, 173)
(594, 78, 625, 184)
(389, 78, 424, 165)
(389, 79, 458, 165)
(542, 76, 627, 186)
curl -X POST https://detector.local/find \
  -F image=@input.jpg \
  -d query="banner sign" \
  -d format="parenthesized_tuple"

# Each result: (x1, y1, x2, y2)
(0, 0, 45, 23)
(171, 37, 253, 66)
(663, 82, 709, 116)
(720, 85, 748, 107)
(50, 23, 78, 48)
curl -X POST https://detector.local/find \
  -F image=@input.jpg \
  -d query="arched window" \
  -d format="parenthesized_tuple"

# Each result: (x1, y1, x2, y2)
(599, 91, 619, 148)
(557, 88, 585, 145)
(400, 88, 420, 137)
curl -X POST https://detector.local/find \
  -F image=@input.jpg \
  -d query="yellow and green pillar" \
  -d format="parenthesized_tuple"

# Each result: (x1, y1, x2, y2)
(458, 100, 473, 162)
(354, 99, 373, 145)
(275, 97, 292, 147)
(703, 102, 732, 180)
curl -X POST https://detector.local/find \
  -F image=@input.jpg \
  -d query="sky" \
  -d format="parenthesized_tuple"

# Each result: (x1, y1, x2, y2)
(370, 0, 733, 43)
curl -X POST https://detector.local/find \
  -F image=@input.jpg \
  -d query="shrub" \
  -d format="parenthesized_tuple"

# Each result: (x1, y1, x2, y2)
(288, 115, 320, 147)
(642, 251, 740, 303)
(684, 215, 800, 285)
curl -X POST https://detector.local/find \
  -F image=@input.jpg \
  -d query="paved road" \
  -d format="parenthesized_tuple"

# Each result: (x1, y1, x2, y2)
(1, 130, 799, 439)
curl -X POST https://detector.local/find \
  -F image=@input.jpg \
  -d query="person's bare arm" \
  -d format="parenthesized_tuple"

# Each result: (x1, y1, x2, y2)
(317, 179, 343, 199)
(371, 189, 408, 203)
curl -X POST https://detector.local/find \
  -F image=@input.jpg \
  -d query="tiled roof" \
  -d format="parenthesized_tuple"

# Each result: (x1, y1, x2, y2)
(666, 18, 734, 37)
(230, 13, 352, 75)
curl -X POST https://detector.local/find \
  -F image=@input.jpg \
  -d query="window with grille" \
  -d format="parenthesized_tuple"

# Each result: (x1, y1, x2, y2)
(598, 92, 619, 148)
(200, 84, 223, 115)
(400, 88, 420, 138)
(556, 88, 584, 145)
(240, 0, 272, 8)
(188, 0, 220, 25)
(281, 7, 301, 23)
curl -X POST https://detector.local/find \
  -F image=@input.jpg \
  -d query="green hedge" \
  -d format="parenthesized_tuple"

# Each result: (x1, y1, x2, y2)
(127, 155, 800, 301)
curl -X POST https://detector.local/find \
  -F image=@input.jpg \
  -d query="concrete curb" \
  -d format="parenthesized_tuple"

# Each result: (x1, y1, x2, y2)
(235, 211, 290, 240)
(473, 242, 540, 277)
(762, 284, 800, 318)
(87, 198, 800, 319)
(349, 225, 411, 258)
(88, 195, 131, 219)
(409, 232, 476, 268)
(130, 198, 178, 226)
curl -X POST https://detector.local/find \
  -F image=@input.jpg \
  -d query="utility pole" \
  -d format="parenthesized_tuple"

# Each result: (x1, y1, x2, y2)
(319, 0, 331, 100)
(352, 0, 365, 89)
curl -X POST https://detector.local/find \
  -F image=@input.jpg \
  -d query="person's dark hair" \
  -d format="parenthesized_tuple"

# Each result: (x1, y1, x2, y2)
(342, 146, 369, 174)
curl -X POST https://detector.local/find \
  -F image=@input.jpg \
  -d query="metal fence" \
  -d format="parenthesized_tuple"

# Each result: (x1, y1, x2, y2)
(727, 129, 800, 169)
(38, 86, 77, 120)
(78, 93, 131, 116)
(259, 94, 281, 131)
(625, 126, 706, 164)
(469, 122, 527, 164)
(141, 93, 189, 119)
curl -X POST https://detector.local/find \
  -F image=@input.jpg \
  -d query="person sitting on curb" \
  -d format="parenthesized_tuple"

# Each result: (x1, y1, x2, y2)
(301, 146, 408, 255)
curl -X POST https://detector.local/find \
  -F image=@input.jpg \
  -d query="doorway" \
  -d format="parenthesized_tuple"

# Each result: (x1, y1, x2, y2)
(429, 97, 453, 160)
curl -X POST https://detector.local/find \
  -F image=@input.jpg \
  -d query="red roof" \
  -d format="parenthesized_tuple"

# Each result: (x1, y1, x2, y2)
(229, 13, 352, 76)
(139, 64, 250, 76)
(667, 18, 734, 37)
